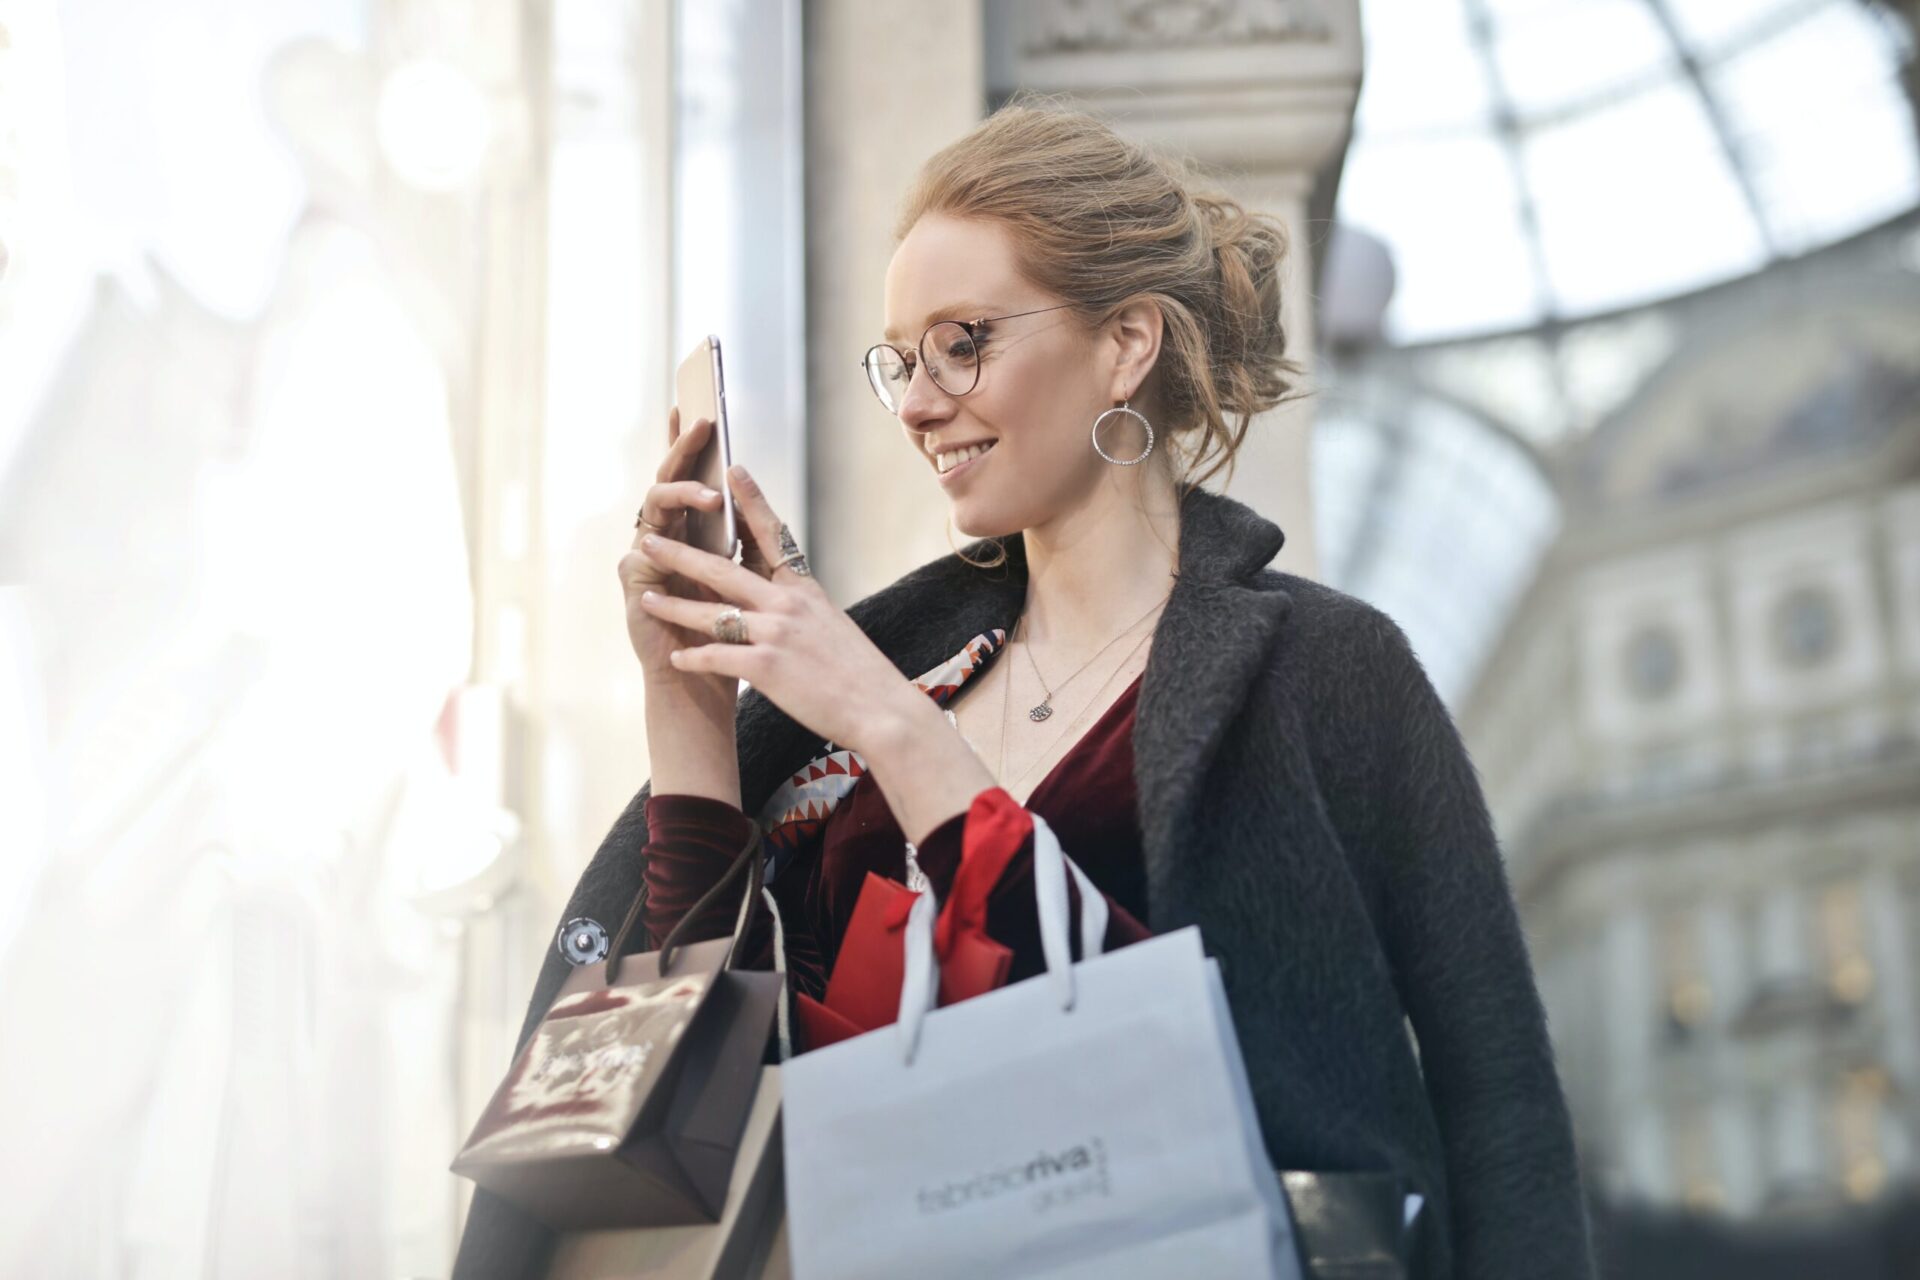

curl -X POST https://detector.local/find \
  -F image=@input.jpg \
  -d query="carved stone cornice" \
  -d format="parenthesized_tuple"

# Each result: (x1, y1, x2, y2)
(1019, 0, 1333, 54)
(986, 0, 1361, 177)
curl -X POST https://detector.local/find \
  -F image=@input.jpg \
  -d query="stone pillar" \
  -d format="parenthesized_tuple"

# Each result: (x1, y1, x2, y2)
(1770, 1079, 1826, 1193)
(1601, 900, 1658, 1193)
(1754, 883, 1811, 988)
(1863, 862, 1919, 1183)
(1713, 1090, 1762, 1215)
(803, 1, 987, 604)
(982, 0, 1364, 581)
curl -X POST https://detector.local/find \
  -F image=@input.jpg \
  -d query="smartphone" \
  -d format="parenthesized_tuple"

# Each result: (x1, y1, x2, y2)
(673, 334, 738, 559)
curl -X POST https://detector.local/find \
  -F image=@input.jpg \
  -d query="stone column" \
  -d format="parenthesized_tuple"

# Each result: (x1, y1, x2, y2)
(802, 1, 987, 604)
(1753, 883, 1811, 988)
(982, 0, 1365, 581)
(1601, 899, 1659, 1194)
(1863, 861, 1919, 1184)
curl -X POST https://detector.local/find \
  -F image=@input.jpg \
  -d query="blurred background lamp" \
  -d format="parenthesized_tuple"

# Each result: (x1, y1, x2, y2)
(375, 58, 493, 192)
(1320, 222, 1396, 353)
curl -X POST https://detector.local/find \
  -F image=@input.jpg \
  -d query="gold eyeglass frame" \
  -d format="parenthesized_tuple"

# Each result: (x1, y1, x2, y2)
(860, 302, 1078, 420)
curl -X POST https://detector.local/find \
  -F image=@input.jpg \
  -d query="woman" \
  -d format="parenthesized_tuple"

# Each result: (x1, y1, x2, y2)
(455, 102, 1593, 1278)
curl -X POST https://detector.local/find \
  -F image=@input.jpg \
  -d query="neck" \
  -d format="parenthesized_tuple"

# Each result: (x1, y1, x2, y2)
(1016, 464, 1182, 657)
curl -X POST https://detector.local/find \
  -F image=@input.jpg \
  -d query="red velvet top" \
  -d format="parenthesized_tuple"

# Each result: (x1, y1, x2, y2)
(639, 666, 1153, 1006)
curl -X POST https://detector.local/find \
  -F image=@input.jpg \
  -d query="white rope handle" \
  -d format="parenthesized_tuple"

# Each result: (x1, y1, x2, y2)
(761, 885, 793, 1063)
(896, 809, 1106, 1065)
(1032, 811, 1107, 1010)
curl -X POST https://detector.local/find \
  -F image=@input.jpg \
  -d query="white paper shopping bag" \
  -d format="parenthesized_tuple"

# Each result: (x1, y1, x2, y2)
(780, 809, 1299, 1280)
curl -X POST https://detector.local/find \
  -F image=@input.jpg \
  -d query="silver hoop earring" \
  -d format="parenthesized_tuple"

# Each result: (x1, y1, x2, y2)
(1091, 400, 1154, 466)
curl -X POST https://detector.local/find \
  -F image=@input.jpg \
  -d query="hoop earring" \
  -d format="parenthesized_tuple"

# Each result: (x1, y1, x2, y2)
(1091, 400, 1154, 466)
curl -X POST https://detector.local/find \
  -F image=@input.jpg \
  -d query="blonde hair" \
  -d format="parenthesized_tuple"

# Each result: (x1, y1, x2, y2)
(899, 92, 1302, 570)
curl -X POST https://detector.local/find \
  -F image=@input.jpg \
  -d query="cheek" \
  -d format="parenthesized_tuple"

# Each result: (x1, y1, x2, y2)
(974, 386, 1089, 461)
(1000, 417, 1089, 471)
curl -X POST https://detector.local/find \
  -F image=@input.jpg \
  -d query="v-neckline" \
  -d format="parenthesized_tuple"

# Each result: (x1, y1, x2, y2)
(994, 667, 1145, 809)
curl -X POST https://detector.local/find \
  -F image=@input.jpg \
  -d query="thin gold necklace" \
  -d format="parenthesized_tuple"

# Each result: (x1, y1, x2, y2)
(1015, 594, 1168, 722)
(998, 622, 1155, 798)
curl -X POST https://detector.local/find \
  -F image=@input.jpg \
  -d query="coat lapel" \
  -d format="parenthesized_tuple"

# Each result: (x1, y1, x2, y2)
(1131, 490, 1292, 905)
(1128, 491, 1297, 901)
(732, 486, 1293, 919)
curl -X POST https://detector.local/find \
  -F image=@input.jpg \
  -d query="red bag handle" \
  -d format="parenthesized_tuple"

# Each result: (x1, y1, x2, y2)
(933, 787, 1032, 959)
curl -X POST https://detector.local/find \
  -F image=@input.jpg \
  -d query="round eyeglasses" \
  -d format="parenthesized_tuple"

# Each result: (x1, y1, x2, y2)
(860, 303, 1077, 418)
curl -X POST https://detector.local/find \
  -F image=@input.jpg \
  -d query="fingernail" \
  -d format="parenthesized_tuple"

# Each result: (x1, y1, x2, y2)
(640, 589, 657, 602)
(642, 534, 661, 548)
(700, 487, 719, 499)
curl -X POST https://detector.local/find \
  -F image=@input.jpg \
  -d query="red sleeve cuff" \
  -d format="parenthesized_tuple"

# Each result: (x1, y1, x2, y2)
(645, 792, 756, 843)
(914, 809, 969, 899)
(641, 792, 760, 949)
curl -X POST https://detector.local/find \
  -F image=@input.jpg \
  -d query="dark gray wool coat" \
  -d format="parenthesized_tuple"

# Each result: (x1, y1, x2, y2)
(454, 484, 1595, 1280)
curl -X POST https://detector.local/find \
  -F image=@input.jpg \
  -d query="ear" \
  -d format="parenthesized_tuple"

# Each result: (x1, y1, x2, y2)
(1104, 298, 1164, 402)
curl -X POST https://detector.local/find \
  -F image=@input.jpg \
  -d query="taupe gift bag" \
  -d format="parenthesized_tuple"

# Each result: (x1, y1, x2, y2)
(547, 1065, 790, 1280)
(452, 827, 782, 1231)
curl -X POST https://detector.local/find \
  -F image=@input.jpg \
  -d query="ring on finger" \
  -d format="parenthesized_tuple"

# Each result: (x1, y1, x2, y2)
(712, 605, 749, 644)
(776, 523, 812, 577)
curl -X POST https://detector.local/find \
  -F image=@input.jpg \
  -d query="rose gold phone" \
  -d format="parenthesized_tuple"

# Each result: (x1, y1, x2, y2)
(673, 335, 738, 559)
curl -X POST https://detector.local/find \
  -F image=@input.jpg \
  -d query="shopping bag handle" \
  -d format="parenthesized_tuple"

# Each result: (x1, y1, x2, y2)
(895, 808, 1106, 1064)
(603, 823, 765, 986)
(1033, 811, 1107, 1005)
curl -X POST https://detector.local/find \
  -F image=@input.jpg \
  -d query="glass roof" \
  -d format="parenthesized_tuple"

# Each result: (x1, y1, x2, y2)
(1336, 0, 1920, 344)
(1312, 384, 1561, 704)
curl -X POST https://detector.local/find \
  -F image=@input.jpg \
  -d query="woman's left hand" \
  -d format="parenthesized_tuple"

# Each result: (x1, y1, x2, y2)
(635, 464, 923, 753)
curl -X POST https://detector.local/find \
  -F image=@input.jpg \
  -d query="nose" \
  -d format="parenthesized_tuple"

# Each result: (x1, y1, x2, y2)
(896, 360, 953, 435)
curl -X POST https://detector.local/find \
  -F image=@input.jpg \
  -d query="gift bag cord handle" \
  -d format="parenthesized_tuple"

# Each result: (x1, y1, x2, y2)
(603, 823, 765, 986)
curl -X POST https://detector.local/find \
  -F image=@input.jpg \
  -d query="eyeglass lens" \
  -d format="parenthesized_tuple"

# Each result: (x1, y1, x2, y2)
(864, 320, 979, 415)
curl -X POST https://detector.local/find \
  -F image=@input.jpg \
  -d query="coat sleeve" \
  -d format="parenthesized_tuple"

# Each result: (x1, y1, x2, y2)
(452, 677, 823, 1279)
(449, 790, 782, 1279)
(450, 775, 659, 1279)
(1363, 614, 1596, 1280)
(638, 792, 773, 958)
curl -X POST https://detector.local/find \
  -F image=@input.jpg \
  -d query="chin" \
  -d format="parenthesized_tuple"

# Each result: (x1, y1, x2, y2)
(950, 499, 1022, 543)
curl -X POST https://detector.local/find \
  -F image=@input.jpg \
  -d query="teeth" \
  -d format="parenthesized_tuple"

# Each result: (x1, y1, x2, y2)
(936, 441, 995, 474)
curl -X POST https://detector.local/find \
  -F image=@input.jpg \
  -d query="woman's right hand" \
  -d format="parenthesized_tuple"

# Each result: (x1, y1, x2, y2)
(620, 407, 733, 682)
(621, 406, 759, 807)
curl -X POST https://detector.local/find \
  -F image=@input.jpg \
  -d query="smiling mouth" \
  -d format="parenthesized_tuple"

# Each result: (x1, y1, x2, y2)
(935, 440, 998, 474)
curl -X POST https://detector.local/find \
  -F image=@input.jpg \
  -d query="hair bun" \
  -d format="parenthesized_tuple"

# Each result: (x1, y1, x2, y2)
(1189, 189, 1293, 422)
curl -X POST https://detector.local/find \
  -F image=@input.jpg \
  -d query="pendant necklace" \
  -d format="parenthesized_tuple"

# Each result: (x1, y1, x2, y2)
(1015, 593, 1169, 722)
(999, 622, 1157, 799)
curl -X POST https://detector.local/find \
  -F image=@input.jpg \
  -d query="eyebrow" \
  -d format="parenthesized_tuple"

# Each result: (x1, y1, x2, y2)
(882, 301, 998, 344)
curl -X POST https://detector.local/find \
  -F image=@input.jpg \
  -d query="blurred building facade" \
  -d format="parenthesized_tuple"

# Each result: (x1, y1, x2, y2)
(1317, 0, 1920, 1247)
(1458, 228, 1920, 1217)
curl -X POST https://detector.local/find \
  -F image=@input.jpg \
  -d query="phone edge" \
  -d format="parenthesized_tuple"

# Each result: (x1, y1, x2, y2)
(708, 335, 738, 560)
